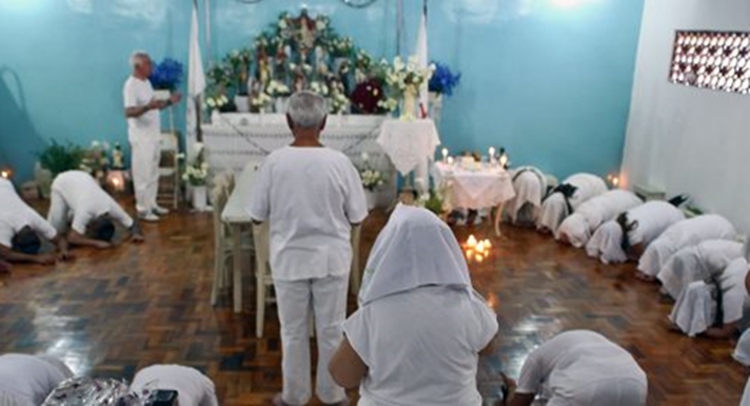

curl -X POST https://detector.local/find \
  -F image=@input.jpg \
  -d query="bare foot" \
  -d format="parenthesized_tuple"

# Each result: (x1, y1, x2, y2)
(635, 271, 655, 282)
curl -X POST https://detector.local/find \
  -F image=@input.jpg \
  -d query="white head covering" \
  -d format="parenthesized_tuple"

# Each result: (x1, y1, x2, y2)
(358, 204, 471, 306)
(585, 221, 627, 264)
(507, 166, 548, 224)
(556, 213, 590, 247)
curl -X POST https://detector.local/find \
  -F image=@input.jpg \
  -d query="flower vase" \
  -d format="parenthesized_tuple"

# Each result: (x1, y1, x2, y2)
(275, 97, 289, 114)
(235, 95, 249, 113)
(364, 189, 377, 210)
(192, 185, 207, 211)
(400, 88, 417, 120)
(429, 92, 443, 123)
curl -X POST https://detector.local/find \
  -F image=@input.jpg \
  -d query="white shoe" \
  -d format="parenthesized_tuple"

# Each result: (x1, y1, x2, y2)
(138, 212, 160, 222)
(153, 206, 170, 215)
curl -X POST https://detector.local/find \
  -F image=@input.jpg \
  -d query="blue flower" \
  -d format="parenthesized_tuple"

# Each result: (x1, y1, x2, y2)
(149, 58, 184, 90)
(428, 62, 461, 97)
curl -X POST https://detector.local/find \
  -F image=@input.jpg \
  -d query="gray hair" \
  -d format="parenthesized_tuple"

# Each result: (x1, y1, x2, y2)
(130, 51, 150, 68)
(287, 91, 328, 129)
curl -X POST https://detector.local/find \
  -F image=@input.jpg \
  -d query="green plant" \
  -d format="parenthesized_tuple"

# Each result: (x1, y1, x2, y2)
(37, 140, 85, 176)
(423, 192, 444, 216)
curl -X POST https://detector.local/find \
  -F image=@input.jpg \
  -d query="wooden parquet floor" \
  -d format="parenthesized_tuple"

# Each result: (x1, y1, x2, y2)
(0, 206, 746, 405)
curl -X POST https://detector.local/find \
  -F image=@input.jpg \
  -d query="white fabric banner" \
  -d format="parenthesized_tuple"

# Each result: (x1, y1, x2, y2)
(186, 1, 206, 155)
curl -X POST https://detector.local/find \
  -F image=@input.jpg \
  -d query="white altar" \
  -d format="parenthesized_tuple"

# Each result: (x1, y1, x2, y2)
(202, 113, 391, 175)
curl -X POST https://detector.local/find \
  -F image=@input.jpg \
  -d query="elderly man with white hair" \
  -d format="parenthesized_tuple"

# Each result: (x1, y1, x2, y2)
(0, 353, 73, 405)
(585, 200, 685, 264)
(556, 189, 642, 248)
(248, 91, 368, 406)
(537, 173, 608, 234)
(123, 51, 181, 222)
(636, 214, 736, 281)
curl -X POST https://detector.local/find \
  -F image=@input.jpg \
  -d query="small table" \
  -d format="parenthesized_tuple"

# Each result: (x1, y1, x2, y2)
(377, 119, 441, 182)
(221, 163, 257, 313)
(433, 162, 516, 236)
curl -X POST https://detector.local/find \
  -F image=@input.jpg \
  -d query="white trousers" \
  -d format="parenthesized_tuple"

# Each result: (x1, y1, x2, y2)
(130, 138, 161, 213)
(274, 274, 349, 405)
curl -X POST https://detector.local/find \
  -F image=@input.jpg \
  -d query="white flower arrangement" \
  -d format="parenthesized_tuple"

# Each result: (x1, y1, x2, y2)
(266, 80, 291, 97)
(359, 167, 385, 191)
(332, 37, 354, 57)
(205, 95, 229, 110)
(377, 97, 399, 112)
(182, 142, 209, 186)
(384, 55, 435, 97)
(310, 81, 330, 96)
(251, 92, 273, 108)
(330, 91, 350, 114)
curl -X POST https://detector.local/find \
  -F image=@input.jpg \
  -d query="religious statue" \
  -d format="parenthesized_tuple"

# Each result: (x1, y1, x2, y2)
(315, 46, 329, 76)
(293, 70, 306, 93)
(275, 42, 289, 80)
(257, 48, 270, 85)
(112, 143, 124, 169)
(296, 10, 316, 51)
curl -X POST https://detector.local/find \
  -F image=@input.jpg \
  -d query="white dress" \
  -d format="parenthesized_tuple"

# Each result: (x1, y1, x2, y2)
(657, 239, 743, 300)
(669, 257, 750, 337)
(585, 201, 684, 264)
(506, 166, 547, 225)
(515, 330, 647, 406)
(638, 215, 736, 278)
(734, 328, 750, 367)
(556, 190, 642, 248)
(537, 173, 608, 234)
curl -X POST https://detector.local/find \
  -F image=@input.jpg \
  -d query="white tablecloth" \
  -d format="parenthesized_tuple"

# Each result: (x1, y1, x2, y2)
(221, 162, 257, 224)
(433, 162, 516, 209)
(377, 119, 441, 176)
(203, 113, 390, 175)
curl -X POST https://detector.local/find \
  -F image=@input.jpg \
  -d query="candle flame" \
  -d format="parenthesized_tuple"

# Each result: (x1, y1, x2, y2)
(0, 170, 9, 179)
(467, 234, 477, 248)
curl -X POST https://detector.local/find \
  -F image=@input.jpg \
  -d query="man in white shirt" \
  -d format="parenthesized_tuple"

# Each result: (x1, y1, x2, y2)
(130, 364, 219, 406)
(47, 170, 144, 249)
(0, 178, 71, 265)
(0, 353, 73, 406)
(247, 91, 368, 406)
(123, 51, 181, 222)
(501, 330, 647, 406)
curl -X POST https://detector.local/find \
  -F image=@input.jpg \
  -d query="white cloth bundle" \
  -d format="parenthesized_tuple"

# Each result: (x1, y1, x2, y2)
(638, 214, 736, 278)
(537, 173, 608, 233)
(658, 239, 744, 300)
(669, 257, 750, 337)
(506, 166, 548, 225)
(585, 201, 684, 264)
(556, 190, 642, 248)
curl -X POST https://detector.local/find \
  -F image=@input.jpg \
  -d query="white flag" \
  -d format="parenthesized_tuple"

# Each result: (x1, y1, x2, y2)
(415, 5, 429, 117)
(186, 1, 206, 154)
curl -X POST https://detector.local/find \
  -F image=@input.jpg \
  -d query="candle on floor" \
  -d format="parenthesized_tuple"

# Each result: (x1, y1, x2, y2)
(467, 234, 477, 248)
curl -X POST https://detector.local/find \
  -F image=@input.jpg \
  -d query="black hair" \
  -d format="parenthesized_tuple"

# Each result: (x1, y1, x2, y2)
(90, 216, 116, 242)
(542, 183, 578, 215)
(12, 227, 41, 254)
(709, 274, 730, 328)
(616, 212, 639, 253)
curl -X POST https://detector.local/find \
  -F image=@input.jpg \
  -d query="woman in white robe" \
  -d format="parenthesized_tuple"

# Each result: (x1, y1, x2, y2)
(657, 239, 745, 300)
(734, 328, 750, 367)
(130, 364, 219, 406)
(537, 173, 608, 234)
(501, 330, 647, 406)
(556, 189, 642, 248)
(669, 257, 750, 338)
(637, 214, 736, 281)
(506, 166, 548, 226)
(328, 205, 498, 406)
(585, 200, 684, 264)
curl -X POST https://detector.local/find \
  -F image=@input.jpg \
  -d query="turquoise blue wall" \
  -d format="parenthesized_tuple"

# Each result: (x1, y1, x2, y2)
(0, 0, 643, 183)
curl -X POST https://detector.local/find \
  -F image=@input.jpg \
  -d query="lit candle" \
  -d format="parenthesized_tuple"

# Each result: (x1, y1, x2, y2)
(0, 170, 9, 179)
(441, 147, 449, 163)
(476, 241, 485, 253)
(447, 156, 454, 165)
(465, 249, 474, 260)
(612, 176, 620, 187)
(488, 146, 496, 161)
(467, 235, 477, 248)
(475, 254, 484, 263)
(483, 239, 492, 249)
